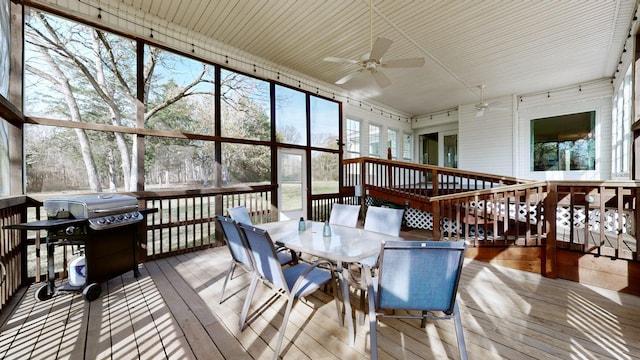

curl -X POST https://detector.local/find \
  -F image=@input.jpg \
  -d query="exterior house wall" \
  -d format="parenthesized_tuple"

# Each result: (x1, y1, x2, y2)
(415, 80, 613, 181)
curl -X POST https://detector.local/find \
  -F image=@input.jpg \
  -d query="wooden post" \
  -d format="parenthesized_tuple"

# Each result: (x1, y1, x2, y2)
(9, 1, 24, 195)
(432, 200, 442, 240)
(543, 183, 557, 278)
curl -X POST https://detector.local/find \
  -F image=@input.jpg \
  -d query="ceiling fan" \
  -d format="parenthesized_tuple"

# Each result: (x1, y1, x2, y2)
(323, 0, 425, 88)
(475, 84, 507, 117)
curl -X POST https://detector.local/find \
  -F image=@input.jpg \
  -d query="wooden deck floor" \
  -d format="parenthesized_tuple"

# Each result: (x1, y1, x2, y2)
(0, 245, 639, 359)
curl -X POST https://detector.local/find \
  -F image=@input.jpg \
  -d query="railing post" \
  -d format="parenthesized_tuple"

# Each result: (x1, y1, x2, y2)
(431, 168, 439, 196)
(360, 159, 367, 218)
(543, 183, 557, 278)
(432, 200, 442, 240)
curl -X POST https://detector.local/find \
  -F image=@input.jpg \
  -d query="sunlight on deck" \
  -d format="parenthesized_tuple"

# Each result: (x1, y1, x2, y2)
(0, 247, 638, 359)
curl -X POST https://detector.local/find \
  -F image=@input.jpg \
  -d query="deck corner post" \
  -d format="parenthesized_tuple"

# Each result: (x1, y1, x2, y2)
(543, 182, 557, 278)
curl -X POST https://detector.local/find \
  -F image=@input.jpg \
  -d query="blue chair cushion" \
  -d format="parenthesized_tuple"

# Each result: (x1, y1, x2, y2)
(283, 263, 332, 298)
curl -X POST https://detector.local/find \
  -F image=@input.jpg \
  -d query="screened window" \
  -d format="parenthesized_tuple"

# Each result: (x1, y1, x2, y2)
(346, 118, 361, 158)
(25, 125, 136, 193)
(24, 12, 138, 192)
(21, 9, 342, 198)
(220, 69, 270, 140)
(145, 136, 216, 190)
(611, 66, 632, 178)
(369, 124, 380, 157)
(275, 85, 306, 145)
(25, 13, 136, 124)
(311, 150, 339, 194)
(531, 111, 595, 171)
(146, 45, 216, 134)
(403, 133, 412, 161)
(221, 143, 270, 186)
(310, 96, 339, 148)
(388, 129, 397, 159)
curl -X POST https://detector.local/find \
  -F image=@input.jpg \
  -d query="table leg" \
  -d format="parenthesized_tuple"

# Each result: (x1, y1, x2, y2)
(340, 264, 355, 346)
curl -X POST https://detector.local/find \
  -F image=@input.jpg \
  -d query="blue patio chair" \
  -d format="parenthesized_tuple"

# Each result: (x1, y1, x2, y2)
(363, 206, 404, 237)
(227, 205, 253, 225)
(365, 240, 468, 360)
(237, 223, 341, 360)
(353, 206, 405, 322)
(214, 215, 294, 304)
(329, 203, 361, 227)
(227, 205, 298, 263)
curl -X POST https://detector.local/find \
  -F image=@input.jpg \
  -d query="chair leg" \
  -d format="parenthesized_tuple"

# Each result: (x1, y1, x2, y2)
(367, 286, 378, 360)
(358, 288, 366, 325)
(453, 301, 468, 360)
(273, 295, 296, 360)
(331, 275, 342, 325)
(219, 261, 237, 304)
(239, 273, 260, 331)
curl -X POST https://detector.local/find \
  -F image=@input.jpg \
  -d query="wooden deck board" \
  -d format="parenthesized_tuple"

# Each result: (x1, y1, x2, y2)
(0, 246, 639, 359)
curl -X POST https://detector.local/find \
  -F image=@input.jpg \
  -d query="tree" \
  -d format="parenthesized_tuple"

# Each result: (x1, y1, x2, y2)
(24, 11, 214, 192)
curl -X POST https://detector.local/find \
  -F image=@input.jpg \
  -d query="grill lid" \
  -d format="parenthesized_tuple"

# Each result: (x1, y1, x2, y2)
(44, 194, 142, 230)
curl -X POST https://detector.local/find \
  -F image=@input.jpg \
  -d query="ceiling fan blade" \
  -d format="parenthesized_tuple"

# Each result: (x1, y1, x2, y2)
(335, 70, 362, 85)
(370, 37, 393, 60)
(382, 57, 425, 68)
(372, 70, 392, 88)
(323, 56, 358, 64)
(488, 101, 509, 111)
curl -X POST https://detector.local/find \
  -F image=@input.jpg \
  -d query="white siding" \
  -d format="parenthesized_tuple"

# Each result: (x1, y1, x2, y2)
(458, 95, 515, 176)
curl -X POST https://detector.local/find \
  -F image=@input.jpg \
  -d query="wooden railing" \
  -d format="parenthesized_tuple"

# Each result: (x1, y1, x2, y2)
(343, 157, 527, 211)
(344, 158, 639, 263)
(552, 181, 639, 260)
(0, 196, 31, 311)
(136, 185, 276, 260)
(429, 181, 550, 246)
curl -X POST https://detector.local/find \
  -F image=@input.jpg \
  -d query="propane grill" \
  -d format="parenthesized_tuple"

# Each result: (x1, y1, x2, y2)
(4, 193, 152, 302)
(44, 194, 143, 230)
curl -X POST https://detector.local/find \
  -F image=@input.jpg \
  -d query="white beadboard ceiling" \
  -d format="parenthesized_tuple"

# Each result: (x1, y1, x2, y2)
(93, 0, 638, 115)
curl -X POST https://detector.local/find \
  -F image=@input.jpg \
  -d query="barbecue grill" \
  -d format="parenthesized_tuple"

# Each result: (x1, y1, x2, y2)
(45, 193, 143, 230)
(6, 194, 152, 302)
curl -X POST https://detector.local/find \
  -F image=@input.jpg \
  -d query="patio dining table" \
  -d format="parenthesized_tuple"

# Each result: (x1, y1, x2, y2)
(257, 219, 403, 346)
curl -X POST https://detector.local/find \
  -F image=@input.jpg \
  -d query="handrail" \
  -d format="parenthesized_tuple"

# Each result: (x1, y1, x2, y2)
(429, 181, 549, 201)
(344, 157, 531, 187)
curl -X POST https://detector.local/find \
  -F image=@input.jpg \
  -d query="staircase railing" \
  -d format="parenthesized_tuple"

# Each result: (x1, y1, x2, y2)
(343, 157, 639, 267)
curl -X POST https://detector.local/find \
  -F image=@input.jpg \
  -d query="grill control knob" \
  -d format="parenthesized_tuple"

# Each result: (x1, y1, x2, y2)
(65, 226, 76, 235)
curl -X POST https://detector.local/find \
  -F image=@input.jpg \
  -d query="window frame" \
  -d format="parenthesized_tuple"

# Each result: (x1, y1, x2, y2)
(530, 111, 596, 172)
(369, 123, 381, 158)
(345, 118, 361, 159)
(387, 128, 398, 160)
